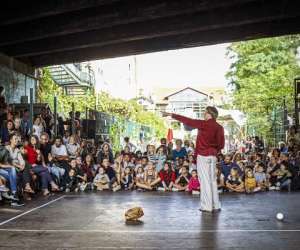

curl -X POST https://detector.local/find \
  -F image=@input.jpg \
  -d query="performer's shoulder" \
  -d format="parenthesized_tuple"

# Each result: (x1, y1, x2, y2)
(215, 121, 224, 129)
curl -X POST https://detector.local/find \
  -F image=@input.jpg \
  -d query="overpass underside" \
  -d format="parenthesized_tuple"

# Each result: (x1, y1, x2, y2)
(0, 0, 299, 68)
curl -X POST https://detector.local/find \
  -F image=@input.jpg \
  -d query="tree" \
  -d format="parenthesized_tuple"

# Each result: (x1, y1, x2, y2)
(38, 69, 167, 144)
(226, 35, 300, 142)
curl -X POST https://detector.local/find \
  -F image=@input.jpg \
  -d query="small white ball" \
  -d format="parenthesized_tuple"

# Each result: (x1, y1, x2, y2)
(276, 213, 284, 221)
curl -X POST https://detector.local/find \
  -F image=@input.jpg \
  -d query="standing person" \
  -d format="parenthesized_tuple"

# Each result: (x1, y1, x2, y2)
(163, 106, 224, 213)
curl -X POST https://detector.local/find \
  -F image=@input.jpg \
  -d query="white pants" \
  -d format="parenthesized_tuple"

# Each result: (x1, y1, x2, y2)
(197, 155, 220, 211)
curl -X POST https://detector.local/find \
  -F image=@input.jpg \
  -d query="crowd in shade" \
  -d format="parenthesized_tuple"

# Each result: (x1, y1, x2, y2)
(1, 104, 300, 207)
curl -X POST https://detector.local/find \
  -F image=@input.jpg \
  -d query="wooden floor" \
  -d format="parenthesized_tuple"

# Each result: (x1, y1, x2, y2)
(0, 191, 300, 249)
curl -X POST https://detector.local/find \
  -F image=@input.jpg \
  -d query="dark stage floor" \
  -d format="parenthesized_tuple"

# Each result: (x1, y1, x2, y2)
(0, 191, 300, 249)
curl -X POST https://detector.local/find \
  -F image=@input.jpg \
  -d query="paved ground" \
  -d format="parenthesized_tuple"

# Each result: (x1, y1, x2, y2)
(0, 191, 300, 249)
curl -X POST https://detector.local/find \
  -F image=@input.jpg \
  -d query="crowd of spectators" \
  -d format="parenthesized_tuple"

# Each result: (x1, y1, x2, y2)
(1, 104, 300, 207)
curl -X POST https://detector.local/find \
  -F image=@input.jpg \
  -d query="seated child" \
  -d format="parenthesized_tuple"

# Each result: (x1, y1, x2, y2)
(121, 167, 134, 190)
(66, 159, 87, 192)
(135, 166, 148, 191)
(216, 165, 225, 193)
(157, 162, 176, 191)
(274, 161, 292, 191)
(188, 169, 200, 194)
(173, 166, 190, 191)
(226, 167, 244, 193)
(93, 166, 110, 191)
(136, 161, 160, 190)
(245, 169, 258, 193)
(254, 163, 267, 191)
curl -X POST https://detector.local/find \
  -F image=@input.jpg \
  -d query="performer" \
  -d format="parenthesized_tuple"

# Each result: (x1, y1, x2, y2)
(162, 106, 224, 212)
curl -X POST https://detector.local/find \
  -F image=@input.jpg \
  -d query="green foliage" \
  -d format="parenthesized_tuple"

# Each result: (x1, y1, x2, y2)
(226, 35, 300, 142)
(39, 69, 167, 141)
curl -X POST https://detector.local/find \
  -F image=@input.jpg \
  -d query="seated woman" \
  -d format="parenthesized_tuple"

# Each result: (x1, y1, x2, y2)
(187, 169, 200, 194)
(24, 135, 59, 196)
(158, 162, 176, 191)
(102, 158, 120, 192)
(65, 158, 87, 192)
(66, 135, 80, 159)
(82, 154, 97, 184)
(173, 165, 190, 191)
(225, 167, 245, 193)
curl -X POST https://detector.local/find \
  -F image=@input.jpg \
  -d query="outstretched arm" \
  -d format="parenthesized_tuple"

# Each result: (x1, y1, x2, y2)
(162, 112, 204, 129)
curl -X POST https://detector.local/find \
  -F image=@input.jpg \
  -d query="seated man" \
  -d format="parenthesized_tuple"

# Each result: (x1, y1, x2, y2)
(221, 154, 241, 181)
(51, 136, 69, 189)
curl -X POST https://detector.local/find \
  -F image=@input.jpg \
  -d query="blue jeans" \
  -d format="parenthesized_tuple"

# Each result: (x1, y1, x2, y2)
(0, 167, 17, 193)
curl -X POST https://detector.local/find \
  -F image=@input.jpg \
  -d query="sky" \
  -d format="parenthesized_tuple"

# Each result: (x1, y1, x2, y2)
(91, 43, 231, 99)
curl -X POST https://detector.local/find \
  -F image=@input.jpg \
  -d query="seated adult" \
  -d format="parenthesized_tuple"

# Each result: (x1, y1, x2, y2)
(102, 158, 120, 191)
(1, 120, 15, 145)
(97, 142, 114, 164)
(51, 136, 69, 162)
(0, 144, 20, 203)
(172, 139, 187, 161)
(40, 132, 52, 164)
(221, 154, 241, 181)
(66, 135, 80, 159)
(51, 136, 70, 188)
(25, 135, 58, 196)
(6, 133, 34, 194)
(82, 154, 97, 183)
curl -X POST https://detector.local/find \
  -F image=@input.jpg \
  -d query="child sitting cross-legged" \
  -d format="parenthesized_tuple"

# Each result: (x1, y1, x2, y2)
(274, 161, 292, 191)
(226, 167, 245, 193)
(121, 167, 134, 190)
(187, 169, 200, 194)
(254, 163, 267, 191)
(157, 162, 176, 191)
(93, 166, 110, 191)
(173, 165, 190, 191)
(245, 169, 259, 193)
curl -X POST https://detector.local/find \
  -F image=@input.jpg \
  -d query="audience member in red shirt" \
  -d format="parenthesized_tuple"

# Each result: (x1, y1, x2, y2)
(158, 162, 176, 191)
(24, 135, 58, 195)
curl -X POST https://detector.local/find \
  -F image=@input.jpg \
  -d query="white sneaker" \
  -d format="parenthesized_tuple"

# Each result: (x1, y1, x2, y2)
(157, 187, 165, 192)
(192, 190, 200, 195)
(172, 187, 179, 192)
(1, 192, 14, 200)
